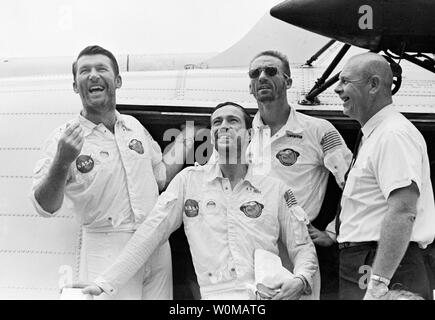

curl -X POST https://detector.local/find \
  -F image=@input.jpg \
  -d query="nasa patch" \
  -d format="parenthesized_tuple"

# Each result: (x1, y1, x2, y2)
(240, 201, 264, 219)
(276, 148, 300, 166)
(76, 155, 94, 174)
(184, 199, 199, 217)
(129, 139, 144, 154)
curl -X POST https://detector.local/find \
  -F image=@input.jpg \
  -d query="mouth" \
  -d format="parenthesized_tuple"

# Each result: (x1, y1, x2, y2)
(340, 96, 350, 103)
(88, 85, 105, 94)
(214, 132, 232, 144)
(218, 134, 231, 140)
(258, 84, 272, 91)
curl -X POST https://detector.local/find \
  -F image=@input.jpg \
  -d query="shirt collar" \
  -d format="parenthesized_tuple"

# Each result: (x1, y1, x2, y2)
(78, 110, 128, 136)
(361, 104, 396, 139)
(252, 105, 304, 134)
(204, 162, 224, 182)
(204, 162, 260, 190)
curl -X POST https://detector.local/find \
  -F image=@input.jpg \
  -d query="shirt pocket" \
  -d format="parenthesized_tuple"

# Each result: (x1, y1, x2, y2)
(342, 166, 363, 198)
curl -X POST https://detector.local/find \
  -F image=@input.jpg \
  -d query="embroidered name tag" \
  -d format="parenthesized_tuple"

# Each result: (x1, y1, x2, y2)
(285, 130, 303, 139)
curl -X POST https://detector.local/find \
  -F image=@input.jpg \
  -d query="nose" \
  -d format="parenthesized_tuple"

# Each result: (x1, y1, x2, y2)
(258, 69, 268, 80)
(89, 68, 100, 81)
(220, 119, 231, 130)
(334, 82, 342, 94)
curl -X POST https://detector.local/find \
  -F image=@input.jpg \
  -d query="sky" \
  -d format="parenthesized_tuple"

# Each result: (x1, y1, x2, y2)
(0, 0, 282, 58)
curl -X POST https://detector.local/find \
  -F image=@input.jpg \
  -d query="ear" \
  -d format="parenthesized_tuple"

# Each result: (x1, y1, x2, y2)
(115, 75, 122, 89)
(73, 82, 79, 94)
(285, 77, 293, 89)
(249, 82, 254, 95)
(369, 75, 381, 94)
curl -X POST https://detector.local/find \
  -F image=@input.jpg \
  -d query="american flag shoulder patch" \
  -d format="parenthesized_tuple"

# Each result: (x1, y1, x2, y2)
(321, 130, 342, 153)
(284, 189, 298, 208)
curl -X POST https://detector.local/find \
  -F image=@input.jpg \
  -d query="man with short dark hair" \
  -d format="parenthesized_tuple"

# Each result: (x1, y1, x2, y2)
(82, 101, 318, 300)
(31, 45, 192, 299)
(334, 52, 435, 300)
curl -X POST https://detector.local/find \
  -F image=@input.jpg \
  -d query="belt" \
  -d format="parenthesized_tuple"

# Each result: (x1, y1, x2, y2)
(339, 241, 420, 250)
(338, 241, 377, 250)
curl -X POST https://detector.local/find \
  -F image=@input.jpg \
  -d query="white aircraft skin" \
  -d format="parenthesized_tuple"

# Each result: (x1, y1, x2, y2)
(0, 13, 434, 300)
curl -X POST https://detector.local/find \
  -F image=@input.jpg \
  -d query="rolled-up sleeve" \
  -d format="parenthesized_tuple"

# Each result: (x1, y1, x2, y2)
(320, 122, 352, 189)
(278, 186, 318, 294)
(375, 130, 423, 199)
(95, 169, 187, 295)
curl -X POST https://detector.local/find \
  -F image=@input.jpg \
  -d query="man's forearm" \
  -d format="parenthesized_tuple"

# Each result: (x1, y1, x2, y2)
(371, 209, 414, 279)
(291, 241, 318, 293)
(34, 156, 70, 213)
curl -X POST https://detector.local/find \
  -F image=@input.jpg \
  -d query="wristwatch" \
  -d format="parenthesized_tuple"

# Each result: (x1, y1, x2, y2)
(370, 274, 390, 286)
(367, 274, 390, 298)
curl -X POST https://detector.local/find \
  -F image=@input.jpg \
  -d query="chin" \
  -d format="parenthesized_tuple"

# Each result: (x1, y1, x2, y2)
(257, 95, 275, 103)
(342, 106, 352, 117)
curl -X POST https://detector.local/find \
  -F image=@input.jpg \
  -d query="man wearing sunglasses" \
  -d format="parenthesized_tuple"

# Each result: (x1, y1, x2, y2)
(247, 50, 352, 298)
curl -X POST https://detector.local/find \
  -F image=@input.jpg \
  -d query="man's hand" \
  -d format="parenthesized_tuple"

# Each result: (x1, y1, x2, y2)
(363, 288, 388, 300)
(363, 280, 389, 300)
(61, 282, 103, 297)
(82, 284, 103, 297)
(56, 122, 84, 165)
(307, 224, 334, 247)
(272, 277, 304, 300)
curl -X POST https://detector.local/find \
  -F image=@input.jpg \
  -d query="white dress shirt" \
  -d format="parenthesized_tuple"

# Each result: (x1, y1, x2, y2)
(338, 105, 435, 248)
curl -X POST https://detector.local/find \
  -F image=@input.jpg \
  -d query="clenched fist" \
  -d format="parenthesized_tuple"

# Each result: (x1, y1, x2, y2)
(307, 224, 335, 247)
(56, 122, 84, 165)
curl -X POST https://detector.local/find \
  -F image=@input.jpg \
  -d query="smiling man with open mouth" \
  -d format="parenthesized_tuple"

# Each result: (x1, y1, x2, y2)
(31, 45, 194, 300)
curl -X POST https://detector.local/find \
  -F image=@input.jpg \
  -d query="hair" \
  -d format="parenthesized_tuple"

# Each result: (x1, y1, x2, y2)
(211, 101, 253, 129)
(72, 45, 120, 80)
(250, 50, 291, 78)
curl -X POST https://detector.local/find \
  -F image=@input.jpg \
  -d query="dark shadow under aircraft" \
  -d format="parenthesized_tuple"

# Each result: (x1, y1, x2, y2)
(271, 0, 435, 104)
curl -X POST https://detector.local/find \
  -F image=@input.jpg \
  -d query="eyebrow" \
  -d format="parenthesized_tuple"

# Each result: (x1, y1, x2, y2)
(211, 115, 241, 122)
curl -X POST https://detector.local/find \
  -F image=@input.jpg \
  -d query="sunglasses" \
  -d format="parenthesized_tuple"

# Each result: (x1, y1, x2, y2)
(248, 66, 289, 79)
